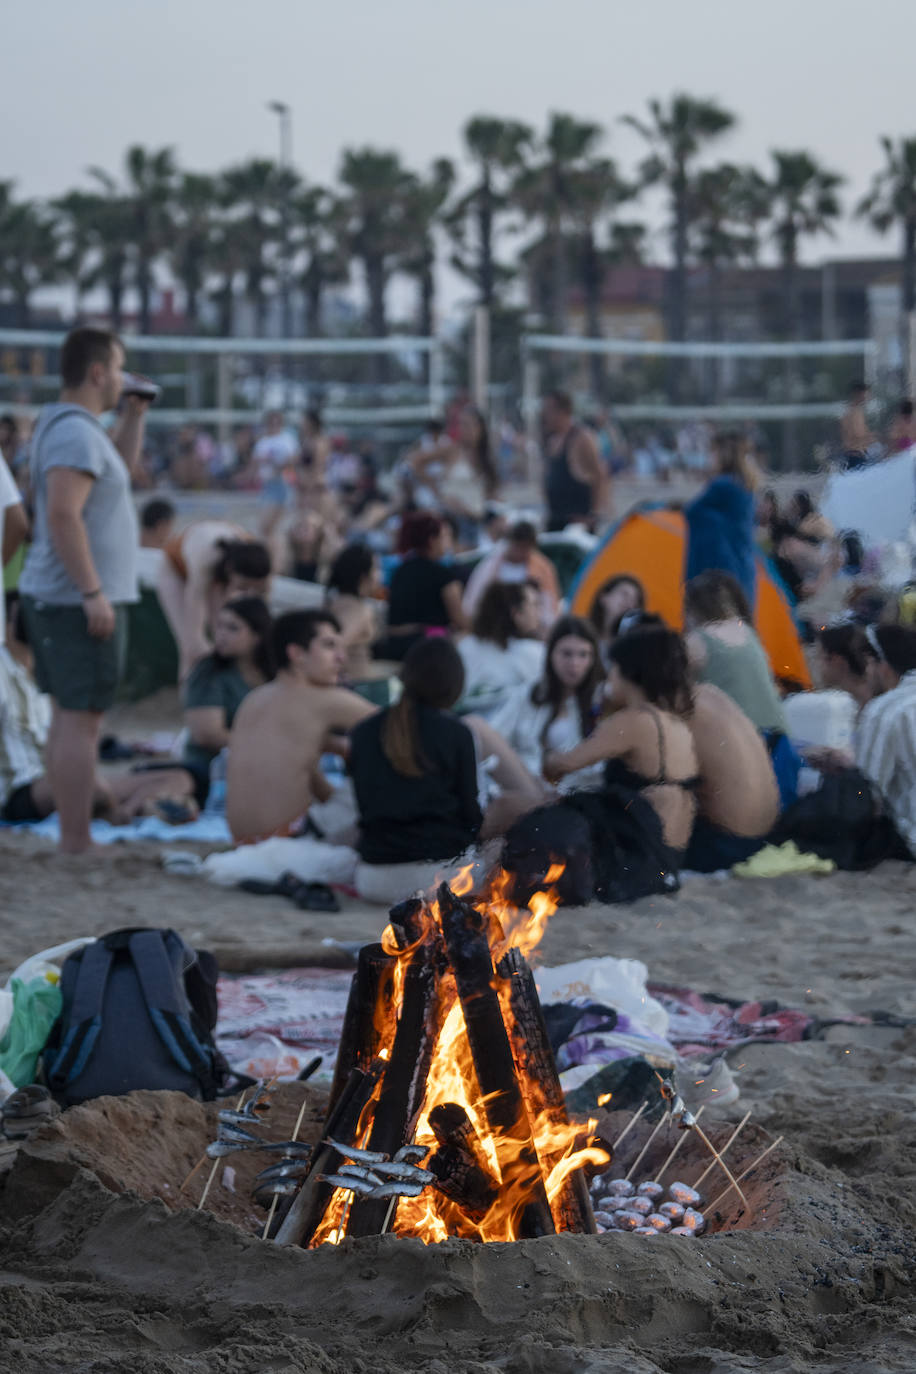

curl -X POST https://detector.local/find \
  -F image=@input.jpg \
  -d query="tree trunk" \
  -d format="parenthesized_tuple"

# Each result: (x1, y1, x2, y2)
(782, 232, 799, 467)
(138, 261, 153, 335)
(479, 170, 493, 309)
(583, 226, 605, 401)
(107, 273, 124, 331)
(668, 161, 689, 402)
(419, 244, 435, 384)
(366, 253, 388, 384)
(217, 276, 233, 337)
(901, 217, 916, 383)
(707, 262, 722, 402)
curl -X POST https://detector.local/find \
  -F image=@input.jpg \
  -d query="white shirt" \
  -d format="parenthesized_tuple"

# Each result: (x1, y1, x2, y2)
(253, 430, 298, 479)
(457, 637, 545, 717)
(0, 648, 50, 806)
(857, 671, 916, 856)
(490, 684, 603, 792)
(0, 455, 22, 646)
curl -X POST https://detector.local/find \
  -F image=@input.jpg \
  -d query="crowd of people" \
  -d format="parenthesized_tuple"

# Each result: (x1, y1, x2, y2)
(1, 326, 915, 912)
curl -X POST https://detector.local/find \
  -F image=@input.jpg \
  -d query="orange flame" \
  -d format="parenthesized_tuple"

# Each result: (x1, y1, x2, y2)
(314, 861, 608, 1246)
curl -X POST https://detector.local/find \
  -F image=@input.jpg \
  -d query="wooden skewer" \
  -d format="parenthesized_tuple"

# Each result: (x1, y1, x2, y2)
(692, 1110, 751, 1190)
(612, 1100, 648, 1151)
(198, 1091, 246, 1212)
(262, 1093, 311, 1240)
(183, 1077, 279, 1195)
(652, 1105, 705, 1184)
(707, 1135, 784, 1214)
(692, 1121, 749, 1211)
(624, 1111, 671, 1181)
(380, 1195, 398, 1235)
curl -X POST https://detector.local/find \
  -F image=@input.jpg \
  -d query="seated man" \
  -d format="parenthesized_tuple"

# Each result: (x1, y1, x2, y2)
(226, 609, 376, 844)
(0, 593, 196, 826)
(685, 682, 780, 872)
(856, 625, 916, 857)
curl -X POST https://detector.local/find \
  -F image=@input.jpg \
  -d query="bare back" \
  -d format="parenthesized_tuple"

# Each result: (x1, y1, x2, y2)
(690, 683, 779, 836)
(227, 677, 374, 842)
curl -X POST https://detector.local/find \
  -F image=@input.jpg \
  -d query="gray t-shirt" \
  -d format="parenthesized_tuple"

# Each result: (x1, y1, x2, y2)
(20, 403, 139, 606)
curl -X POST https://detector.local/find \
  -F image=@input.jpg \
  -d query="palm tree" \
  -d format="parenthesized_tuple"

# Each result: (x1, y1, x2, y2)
(54, 179, 132, 328)
(688, 164, 769, 397)
(857, 136, 916, 368)
(447, 116, 534, 308)
(512, 113, 606, 334)
(85, 146, 177, 334)
(292, 185, 349, 336)
(622, 94, 736, 395)
(0, 184, 60, 327)
(218, 159, 294, 335)
(171, 172, 218, 330)
(766, 150, 844, 342)
(337, 147, 415, 362)
(399, 158, 456, 342)
(566, 158, 639, 397)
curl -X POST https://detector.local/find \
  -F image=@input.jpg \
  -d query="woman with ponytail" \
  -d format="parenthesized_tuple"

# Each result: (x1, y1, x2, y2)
(349, 638, 483, 872)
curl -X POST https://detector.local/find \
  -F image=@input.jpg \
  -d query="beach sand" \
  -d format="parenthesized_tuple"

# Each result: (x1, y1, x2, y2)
(1, 826, 914, 1372)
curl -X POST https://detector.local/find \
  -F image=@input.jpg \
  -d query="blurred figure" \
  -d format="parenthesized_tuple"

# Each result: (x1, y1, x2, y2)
(463, 520, 560, 630)
(376, 513, 468, 661)
(542, 390, 611, 531)
(887, 399, 916, 453)
(839, 380, 877, 468)
(139, 498, 176, 550)
(685, 430, 759, 610)
(254, 411, 298, 537)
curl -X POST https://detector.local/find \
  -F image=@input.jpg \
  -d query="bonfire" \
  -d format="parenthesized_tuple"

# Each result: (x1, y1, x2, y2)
(275, 866, 610, 1247)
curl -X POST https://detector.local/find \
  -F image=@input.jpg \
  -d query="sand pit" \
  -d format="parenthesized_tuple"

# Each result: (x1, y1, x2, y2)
(1, 1083, 914, 1373)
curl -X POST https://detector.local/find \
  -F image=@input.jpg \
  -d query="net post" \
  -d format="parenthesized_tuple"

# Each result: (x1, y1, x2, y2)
(521, 339, 540, 487)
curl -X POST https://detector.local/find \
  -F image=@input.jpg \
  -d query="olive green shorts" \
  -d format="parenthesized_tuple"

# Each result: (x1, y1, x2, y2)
(20, 597, 128, 713)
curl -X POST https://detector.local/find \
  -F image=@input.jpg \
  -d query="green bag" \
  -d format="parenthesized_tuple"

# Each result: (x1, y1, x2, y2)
(0, 977, 62, 1088)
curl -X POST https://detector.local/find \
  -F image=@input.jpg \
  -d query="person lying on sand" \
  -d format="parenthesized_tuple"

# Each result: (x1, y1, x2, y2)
(684, 682, 780, 872)
(226, 609, 376, 844)
(1, 592, 197, 827)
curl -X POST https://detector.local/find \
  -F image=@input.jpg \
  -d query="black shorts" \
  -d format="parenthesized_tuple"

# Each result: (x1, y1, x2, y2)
(20, 598, 128, 713)
(2, 782, 45, 824)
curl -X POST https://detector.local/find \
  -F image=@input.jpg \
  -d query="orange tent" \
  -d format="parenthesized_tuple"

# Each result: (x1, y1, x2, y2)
(569, 507, 811, 689)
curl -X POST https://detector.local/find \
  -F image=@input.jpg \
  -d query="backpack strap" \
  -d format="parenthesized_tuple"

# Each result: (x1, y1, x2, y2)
(127, 930, 214, 1082)
(45, 942, 115, 1086)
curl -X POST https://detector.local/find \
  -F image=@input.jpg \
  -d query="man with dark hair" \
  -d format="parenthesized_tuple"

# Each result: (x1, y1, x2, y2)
(139, 498, 176, 549)
(463, 518, 560, 630)
(541, 389, 612, 531)
(226, 609, 375, 843)
(839, 380, 876, 468)
(856, 625, 916, 856)
(18, 325, 151, 853)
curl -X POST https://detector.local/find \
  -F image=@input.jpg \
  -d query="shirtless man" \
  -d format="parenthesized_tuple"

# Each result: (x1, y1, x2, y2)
(226, 609, 375, 843)
(685, 682, 780, 871)
(156, 520, 271, 679)
(542, 391, 612, 532)
(839, 381, 876, 468)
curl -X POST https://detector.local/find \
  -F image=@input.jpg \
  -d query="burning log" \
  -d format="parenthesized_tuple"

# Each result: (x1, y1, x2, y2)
(437, 883, 555, 1238)
(427, 1102, 499, 1225)
(496, 946, 597, 1235)
(327, 944, 397, 1114)
(275, 1058, 385, 1247)
(346, 917, 445, 1237)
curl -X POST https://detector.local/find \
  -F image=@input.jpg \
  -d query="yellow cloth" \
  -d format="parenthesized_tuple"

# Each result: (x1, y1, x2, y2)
(732, 841, 835, 879)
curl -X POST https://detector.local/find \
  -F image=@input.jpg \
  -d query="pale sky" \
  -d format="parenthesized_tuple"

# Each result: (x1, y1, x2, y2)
(4, 0, 916, 311)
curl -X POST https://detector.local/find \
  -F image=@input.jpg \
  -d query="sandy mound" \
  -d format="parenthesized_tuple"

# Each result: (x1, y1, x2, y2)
(1, 1087, 914, 1373)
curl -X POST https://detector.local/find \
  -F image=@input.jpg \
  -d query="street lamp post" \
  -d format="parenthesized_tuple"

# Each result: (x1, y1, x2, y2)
(267, 101, 293, 339)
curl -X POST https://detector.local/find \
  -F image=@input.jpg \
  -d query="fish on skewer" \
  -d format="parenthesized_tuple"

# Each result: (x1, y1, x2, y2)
(324, 1138, 389, 1164)
(320, 1173, 378, 1195)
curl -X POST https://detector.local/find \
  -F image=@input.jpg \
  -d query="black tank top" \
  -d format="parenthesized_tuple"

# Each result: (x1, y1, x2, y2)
(546, 426, 593, 527)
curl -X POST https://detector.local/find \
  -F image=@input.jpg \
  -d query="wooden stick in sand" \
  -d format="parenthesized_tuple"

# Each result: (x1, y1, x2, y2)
(611, 1100, 648, 1151)
(197, 1091, 246, 1212)
(692, 1110, 751, 1191)
(707, 1135, 784, 1215)
(652, 1105, 705, 1184)
(624, 1111, 671, 1182)
(262, 1093, 311, 1240)
(691, 1120, 749, 1210)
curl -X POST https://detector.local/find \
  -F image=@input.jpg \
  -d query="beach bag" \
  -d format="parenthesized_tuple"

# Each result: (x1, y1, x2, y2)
(43, 927, 227, 1107)
(770, 769, 909, 870)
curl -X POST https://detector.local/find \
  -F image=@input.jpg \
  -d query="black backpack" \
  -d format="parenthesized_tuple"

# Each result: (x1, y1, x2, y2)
(44, 928, 230, 1107)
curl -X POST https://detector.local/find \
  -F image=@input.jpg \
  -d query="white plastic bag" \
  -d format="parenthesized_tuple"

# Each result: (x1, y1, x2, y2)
(535, 956, 670, 1038)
